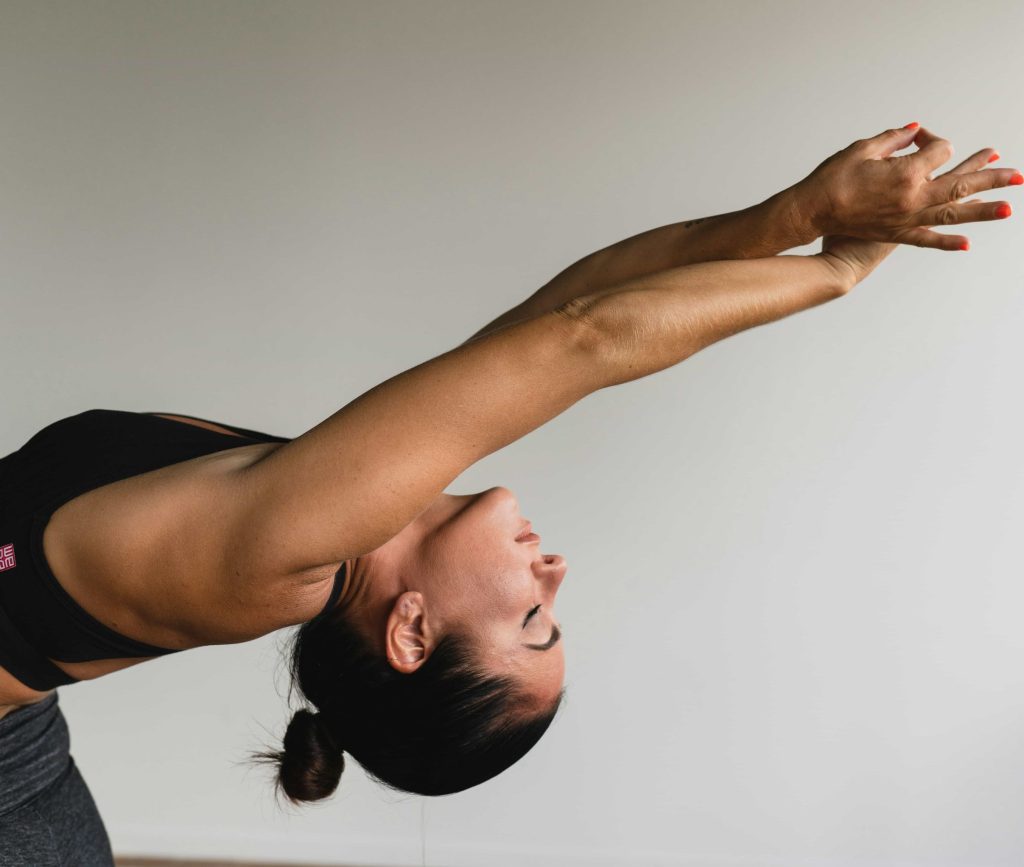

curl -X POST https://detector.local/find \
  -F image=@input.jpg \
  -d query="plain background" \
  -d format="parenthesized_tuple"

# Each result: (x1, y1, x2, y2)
(2, 1, 1023, 865)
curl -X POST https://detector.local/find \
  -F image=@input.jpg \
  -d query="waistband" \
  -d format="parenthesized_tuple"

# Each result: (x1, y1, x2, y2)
(0, 691, 71, 816)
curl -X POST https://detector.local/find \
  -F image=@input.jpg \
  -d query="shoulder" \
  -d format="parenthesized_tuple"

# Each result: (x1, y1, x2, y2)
(52, 441, 331, 648)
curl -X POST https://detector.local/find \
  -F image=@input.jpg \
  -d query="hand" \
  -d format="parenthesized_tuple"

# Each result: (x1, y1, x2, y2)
(819, 234, 898, 293)
(794, 124, 1021, 251)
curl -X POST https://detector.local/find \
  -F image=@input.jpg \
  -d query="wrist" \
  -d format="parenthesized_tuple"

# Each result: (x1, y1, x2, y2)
(668, 190, 823, 267)
(816, 251, 856, 296)
(769, 184, 826, 249)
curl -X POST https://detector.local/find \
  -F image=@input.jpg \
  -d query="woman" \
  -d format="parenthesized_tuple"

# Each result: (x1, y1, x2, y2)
(0, 123, 1017, 861)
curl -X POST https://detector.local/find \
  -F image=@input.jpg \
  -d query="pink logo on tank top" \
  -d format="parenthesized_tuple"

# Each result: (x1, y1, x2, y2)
(0, 543, 15, 572)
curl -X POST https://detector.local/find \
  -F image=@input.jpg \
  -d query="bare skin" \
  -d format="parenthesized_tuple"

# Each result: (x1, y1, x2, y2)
(338, 486, 567, 713)
(1, 123, 1013, 723)
(0, 417, 329, 719)
(0, 419, 567, 719)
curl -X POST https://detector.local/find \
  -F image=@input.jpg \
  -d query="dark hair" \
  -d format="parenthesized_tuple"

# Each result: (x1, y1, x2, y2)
(246, 606, 565, 805)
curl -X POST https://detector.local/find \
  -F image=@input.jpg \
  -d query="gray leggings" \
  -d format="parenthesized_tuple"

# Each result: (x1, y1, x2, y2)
(0, 691, 114, 866)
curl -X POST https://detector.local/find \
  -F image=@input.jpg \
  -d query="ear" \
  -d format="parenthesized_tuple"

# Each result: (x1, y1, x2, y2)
(383, 590, 434, 674)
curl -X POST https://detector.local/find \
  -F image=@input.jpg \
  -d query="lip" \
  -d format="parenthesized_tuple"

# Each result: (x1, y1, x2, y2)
(515, 521, 539, 543)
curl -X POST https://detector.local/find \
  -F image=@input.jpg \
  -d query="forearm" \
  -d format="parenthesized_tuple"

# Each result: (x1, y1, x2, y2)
(531, 184, 819, 310)
(580, 252, 844, 388)
(463, 185, 819, 346)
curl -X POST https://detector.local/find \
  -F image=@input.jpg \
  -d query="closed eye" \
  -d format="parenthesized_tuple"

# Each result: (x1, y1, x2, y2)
(521, 604, 542, 630)
(524, 622, 561, 652)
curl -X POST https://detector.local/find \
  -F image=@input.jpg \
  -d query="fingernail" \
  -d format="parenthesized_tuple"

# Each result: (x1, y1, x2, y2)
(988, 152, 1001, 163)
(959, 241, 970, 251)
(903, 122, 920, 130)
(1009, 173, 1024, 186)
(995, 203, 1013, 218)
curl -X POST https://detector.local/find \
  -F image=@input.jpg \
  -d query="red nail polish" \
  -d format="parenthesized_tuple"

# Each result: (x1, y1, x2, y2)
(988, 152, 1000, 163)
(1010, 173, 1024, 186)
(903, 122, 920, 130)
(995, 203, 1013, 218)
(959, 241, 970, 251)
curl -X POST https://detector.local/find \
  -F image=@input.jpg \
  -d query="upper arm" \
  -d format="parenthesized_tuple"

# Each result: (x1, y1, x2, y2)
(222, 307, 603, 582)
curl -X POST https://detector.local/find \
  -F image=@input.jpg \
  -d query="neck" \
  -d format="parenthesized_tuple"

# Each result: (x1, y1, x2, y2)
(329, 551, 399, 656)
(334, 556, 368, 615)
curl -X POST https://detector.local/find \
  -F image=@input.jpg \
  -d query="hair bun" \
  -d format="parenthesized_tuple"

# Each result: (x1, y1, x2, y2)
(277, 708, 345, 804)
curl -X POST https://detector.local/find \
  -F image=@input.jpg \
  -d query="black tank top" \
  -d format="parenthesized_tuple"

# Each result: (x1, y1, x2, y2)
(0, 408, 346, 692)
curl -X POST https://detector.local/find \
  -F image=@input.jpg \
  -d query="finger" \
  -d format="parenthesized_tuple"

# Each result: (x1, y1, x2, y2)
(901, 126, 956, 176)
(909, 198, 1012, 228)
(921, 168, 1023, 208)
(860, 124, 922, 159)
(934, 147, 999, 177)
(894, 227, 970, 251)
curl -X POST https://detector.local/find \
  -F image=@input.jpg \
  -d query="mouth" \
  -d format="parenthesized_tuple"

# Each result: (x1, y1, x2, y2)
(515, 521, 540, 544)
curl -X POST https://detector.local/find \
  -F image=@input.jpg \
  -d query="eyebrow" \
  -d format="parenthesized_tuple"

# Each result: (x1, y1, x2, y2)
(523, 623, 561, 652)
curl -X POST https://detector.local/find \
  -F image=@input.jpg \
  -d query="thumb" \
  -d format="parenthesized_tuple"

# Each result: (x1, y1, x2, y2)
(862, 123, 921, 159)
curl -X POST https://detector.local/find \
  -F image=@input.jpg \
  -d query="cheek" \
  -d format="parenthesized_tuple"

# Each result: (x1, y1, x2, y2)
(476, 562, 530, 620)
(453, 526, 527, 604)
(435, 513, 532, 623)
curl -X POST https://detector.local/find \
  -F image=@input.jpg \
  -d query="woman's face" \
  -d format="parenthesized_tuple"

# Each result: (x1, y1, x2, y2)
(358, 486, 566, 708)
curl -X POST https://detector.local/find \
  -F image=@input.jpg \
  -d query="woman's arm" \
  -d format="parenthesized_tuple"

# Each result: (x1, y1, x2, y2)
(216, 251, 845, 587)
(576, 251, 850, 388)
(464, 124, 1018, 345)
(462, 186, 815, 345)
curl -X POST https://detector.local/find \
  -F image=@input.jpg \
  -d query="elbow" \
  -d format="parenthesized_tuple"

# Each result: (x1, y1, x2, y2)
(551, 294, 618, 389)
(553, 294, 599, 326)
(553, 294, 606, 353)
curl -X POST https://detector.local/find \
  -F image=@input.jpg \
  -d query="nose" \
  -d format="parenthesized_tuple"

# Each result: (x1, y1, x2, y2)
(534, 553, 567, 593)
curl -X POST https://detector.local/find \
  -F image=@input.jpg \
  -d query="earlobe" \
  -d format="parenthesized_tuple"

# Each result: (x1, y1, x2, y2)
(384, 590, 431, 673)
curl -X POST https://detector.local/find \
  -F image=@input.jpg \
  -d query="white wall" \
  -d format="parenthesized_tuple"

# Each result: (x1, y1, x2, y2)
(3, 1, 1023, 865)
